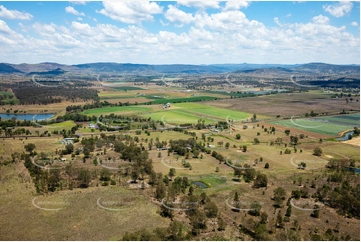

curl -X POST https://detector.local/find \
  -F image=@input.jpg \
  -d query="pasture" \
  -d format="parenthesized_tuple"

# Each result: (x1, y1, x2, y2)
(83, 106, 153, 116)
(143, 103, 250, 125)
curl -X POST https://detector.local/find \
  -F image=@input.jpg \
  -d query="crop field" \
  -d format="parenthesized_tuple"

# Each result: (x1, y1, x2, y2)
(146, 96, 218, 105)
(270, 113, 360, 136)
(173, 103, 250, 121)
(83, 106, 153, 116)
(206, 91, 360, 117)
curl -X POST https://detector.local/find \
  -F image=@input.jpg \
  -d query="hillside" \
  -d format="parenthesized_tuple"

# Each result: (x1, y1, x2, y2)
(0, 62, 359, 76)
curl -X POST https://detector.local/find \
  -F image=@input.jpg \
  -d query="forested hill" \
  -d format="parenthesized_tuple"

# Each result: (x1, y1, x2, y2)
(0, 62, 359, 75)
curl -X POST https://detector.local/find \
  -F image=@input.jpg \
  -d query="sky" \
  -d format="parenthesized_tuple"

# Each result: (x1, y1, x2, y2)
(0, 1, 359, 65)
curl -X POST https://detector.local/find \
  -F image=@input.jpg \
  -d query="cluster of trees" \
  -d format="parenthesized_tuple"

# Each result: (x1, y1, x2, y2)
(8, 83, 99, 105)
(153, 173, 223, 238)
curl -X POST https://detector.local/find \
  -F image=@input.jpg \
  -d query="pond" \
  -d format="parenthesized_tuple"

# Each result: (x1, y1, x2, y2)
(346, 167, 360, 174)
(192, 181, 208, 188)
(336, 131, 354, 141)
(0, 113, 54, 121)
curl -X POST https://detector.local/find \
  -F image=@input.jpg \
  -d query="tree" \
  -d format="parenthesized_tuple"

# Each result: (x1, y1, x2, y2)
(236, 134, 241, 140)
(215, 166, 220, 172)
(192, 149, 200, 158)
(254, 138, 260, 144)
(260, 211, 268, 224)
(285, 130, 290, 136)
(273, 187, 286, 207)
(254, 172, 268, 188)
(188, 186, 194, 196)
(243, 167, 256, 182)
(249, 201, 262, 216)
(78, 168, 91, 188)
(225, 142, 230, 149)
(168, 168, 176, 180)
(65, 143, 74, 154)
(234, 167, 242, 181)
(242, 145, 247, 152)
(252, 113, 257, 122)
(276, 210, 284, 228)
(311, 205, 320, 218)
(24, 143, 36, 154)
(218, 217, 226, 231)
(131, 168, 139, 183)
(205, 201, 218, 218)
(233, 191, 240, 210)
(285, 205, 292, 217)
(155, 182, 166, 200)
(313, 147, 323, 156)
(264, 163, 269, 169)
(100, 169, 111, 181)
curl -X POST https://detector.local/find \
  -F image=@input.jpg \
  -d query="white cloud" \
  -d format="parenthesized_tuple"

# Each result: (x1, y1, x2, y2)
(0, 5, 33, 20)
(286, 13, 291, 18)
(223, 1, 250, 11)
(274, 17, 281, 26)
(177, 0, 220, 9)
(70, 1, 87, 5)
(97, 1, 163, 24)
(312, 15, 329, 25)
(160, 19, 169, 26)
(323, 1, 353, 18)
(65, 6, 85, 16)
(0, 7, 359, 65)
(165, 5, 194, 24)
(351, 21, 358, 27)
(77, 17, 83, 21)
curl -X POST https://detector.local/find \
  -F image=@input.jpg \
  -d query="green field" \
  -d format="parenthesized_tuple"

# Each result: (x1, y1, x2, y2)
(46, 121, 76, 130)
(0, 91, 19, 105)
(174, 103, 250, 120)
(83, 106, 152, 116)
(271, 113, 360, 136)
(144, 103, 250, 125)
(145, 110, 217, 124)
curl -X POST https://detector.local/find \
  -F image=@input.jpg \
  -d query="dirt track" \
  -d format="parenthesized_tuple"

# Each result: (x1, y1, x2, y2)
(342, 137, 360, 147)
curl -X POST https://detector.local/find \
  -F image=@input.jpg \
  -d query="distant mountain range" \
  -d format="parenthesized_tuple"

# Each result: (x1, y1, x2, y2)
(0, 62, 359, 75)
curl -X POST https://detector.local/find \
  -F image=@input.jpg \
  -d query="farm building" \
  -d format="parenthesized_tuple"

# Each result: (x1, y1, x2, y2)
(61, 138, 74, 145)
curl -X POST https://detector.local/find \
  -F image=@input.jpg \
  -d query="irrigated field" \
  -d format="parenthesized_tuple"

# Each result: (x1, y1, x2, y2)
(270, 113, 360, 136)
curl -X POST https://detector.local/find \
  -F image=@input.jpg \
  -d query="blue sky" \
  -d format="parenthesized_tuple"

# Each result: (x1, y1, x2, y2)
(0, 1, 359, 64)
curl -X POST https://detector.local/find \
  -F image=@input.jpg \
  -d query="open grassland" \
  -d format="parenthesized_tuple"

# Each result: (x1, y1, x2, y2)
(83, 106, 153, 116)
(270, 113, 360, 136)
(143, 103, 250, 125)
(0, 90, 19, 104)
(205, 91, 360, 118)
(46, 121, 77, 130)
(145, 110, 218, 124)
(0, 163, 169, 241)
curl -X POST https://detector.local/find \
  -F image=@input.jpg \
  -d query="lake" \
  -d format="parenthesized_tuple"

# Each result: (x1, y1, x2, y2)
(192, 181, 208, 188)
(0, 113, 54, 121)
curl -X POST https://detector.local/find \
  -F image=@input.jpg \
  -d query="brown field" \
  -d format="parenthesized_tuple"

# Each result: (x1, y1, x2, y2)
(205, 92, 360, 118)
(342, 137, 360, 147)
